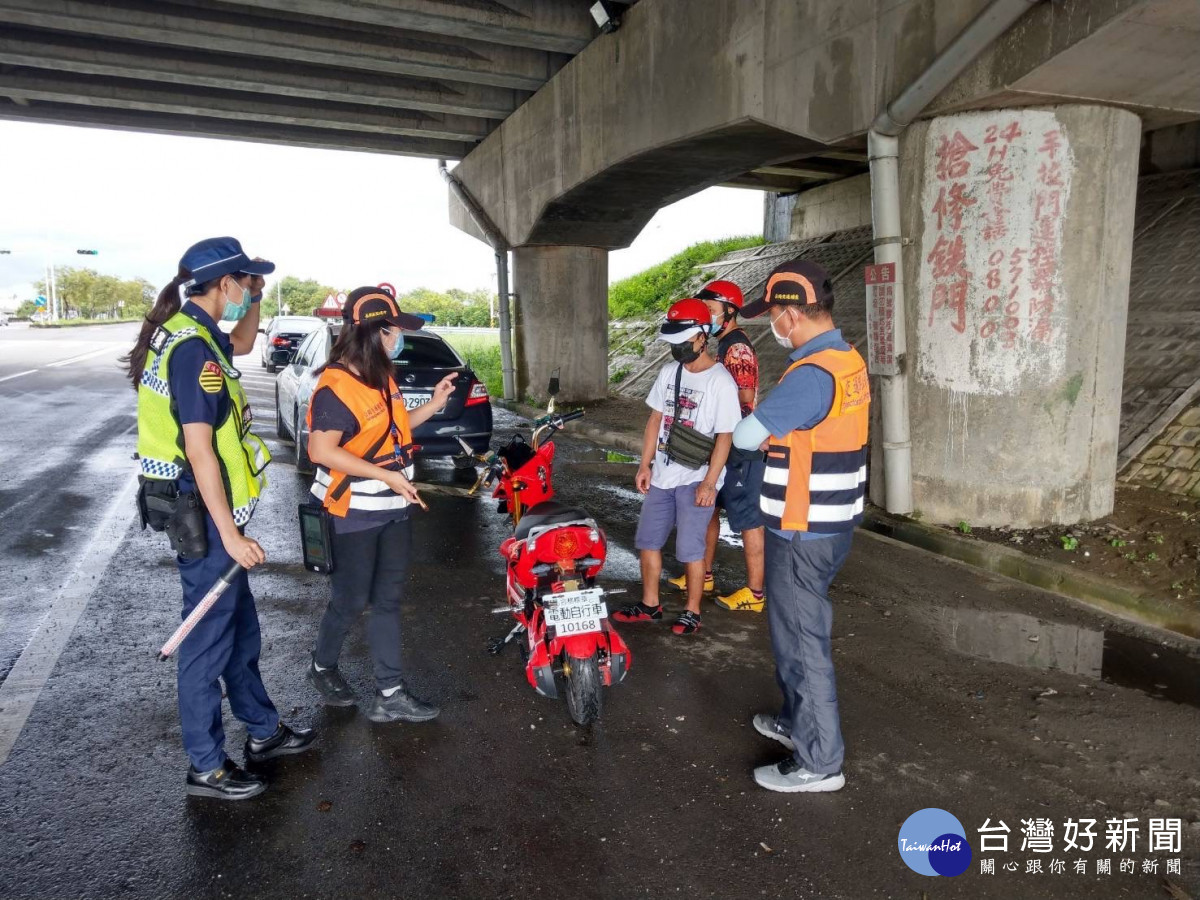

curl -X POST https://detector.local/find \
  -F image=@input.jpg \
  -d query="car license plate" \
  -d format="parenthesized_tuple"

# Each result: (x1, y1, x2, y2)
(543, 588, 607, 635)
(403, 392, 431, 410)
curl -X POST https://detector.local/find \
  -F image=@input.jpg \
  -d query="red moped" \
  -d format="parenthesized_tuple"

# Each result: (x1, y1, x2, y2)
(460, 386, 631, 726)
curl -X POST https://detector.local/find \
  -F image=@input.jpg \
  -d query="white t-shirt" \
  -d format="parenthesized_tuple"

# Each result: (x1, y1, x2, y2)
(646, 361, 742, 490)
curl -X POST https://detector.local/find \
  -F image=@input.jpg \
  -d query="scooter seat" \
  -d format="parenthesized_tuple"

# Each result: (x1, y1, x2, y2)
(514, 500, 592, 539)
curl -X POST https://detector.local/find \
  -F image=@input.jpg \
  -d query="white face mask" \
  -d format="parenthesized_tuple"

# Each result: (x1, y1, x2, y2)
(770, 310, 793, 348)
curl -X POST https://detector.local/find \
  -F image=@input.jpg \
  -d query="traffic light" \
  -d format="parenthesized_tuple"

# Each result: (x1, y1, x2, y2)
(76, 249, 99, 255)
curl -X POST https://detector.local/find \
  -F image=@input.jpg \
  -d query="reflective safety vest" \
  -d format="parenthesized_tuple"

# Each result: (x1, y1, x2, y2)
(760, 346, 870, 534)
(307, 365, 415, 518)
(136, 310, 271, 527)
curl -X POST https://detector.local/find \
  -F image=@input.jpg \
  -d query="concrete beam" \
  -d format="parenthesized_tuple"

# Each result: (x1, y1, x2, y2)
(0, 99, 474, 158)
(211, 0, 597, 54)
(0, 28, 521, 119)
(0, 69, 491, 142)
(0, 0, 569, 91)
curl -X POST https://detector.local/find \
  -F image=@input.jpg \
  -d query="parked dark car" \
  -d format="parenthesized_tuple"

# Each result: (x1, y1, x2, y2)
(274, 322, 493, 475)
(260, 315, 323, 373)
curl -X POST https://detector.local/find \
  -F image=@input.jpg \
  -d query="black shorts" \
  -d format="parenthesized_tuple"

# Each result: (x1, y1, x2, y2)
(717, 446, 766, 532)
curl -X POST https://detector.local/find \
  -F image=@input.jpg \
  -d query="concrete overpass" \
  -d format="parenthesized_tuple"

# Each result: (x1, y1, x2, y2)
(1, 0, 1198, 527)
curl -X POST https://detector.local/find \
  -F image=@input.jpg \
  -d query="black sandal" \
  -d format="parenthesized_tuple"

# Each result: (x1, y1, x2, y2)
(671, 610, 702, 635)
(612, 601, 663, 623)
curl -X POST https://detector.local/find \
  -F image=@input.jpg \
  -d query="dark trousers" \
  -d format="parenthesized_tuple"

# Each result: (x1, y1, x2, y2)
(314, 518, 412, 691)
(176, 514, 279, 772)
(763, 528, 854, 775)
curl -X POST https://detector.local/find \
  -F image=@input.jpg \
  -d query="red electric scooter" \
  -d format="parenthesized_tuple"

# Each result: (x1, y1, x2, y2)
(460, 377, 631, 725)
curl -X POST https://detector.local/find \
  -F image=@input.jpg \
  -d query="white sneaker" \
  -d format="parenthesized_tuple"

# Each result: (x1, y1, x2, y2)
(752, 713, 795, 752)
(754, 759, 845, 793)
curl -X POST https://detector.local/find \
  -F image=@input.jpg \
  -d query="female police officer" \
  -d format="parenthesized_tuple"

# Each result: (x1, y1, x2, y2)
(126, 236, 315, 800)
(304, 287, 456, 723)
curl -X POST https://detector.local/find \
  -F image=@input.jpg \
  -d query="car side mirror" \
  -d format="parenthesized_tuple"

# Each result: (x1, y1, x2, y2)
(270, 348, 290, 366)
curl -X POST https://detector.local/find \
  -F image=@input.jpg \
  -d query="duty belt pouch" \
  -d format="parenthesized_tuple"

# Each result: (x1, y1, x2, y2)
(298, 503, 335, 574)
(166, 491, 208, 561)
(137, 477, 178, 532)
(665, 363, 716, 470)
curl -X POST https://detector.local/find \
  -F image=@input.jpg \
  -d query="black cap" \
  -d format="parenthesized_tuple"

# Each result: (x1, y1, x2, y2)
(741, 259, 833, 319)
(343, 286, 425, 330)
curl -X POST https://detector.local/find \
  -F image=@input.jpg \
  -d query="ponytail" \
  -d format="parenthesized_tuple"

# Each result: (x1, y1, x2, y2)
(123, 265, 187, 389)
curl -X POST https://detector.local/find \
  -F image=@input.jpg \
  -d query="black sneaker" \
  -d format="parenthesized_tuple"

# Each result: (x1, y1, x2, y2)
(245, 722, 317, 764)
(611, 601, 663, 623)
(366, 684, 440, 723)
(307, 655, 356, 707)
(186, 760, 267, 801)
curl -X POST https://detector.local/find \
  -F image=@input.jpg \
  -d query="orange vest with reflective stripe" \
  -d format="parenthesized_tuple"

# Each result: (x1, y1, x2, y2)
(306, 366, 414, 518)
(759, 347, 870, 533)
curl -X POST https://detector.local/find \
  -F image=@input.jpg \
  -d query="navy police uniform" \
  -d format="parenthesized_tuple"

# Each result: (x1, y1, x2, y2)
(169, 300, 279, 772)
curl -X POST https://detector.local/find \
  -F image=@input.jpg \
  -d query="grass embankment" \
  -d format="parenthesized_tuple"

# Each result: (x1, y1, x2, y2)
(31, 317, 139, 328)
(607, 235, 765, 320)
(440, 332, 502, 398)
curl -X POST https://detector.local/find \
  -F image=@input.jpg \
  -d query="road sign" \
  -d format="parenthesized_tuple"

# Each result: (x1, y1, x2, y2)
(321, 293, 340, 312)
(865, 263, 898, 376)
(34, 295, 47, 308)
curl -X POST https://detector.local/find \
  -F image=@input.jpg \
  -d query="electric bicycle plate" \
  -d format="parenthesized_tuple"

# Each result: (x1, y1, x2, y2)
(543, 588, 607, 636)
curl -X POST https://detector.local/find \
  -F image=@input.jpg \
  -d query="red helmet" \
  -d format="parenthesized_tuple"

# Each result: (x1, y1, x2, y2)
(696, 279, 744, 310)
(659, 297, 712, 344)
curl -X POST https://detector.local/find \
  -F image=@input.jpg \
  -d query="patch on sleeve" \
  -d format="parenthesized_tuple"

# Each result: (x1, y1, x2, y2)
(198, 360, 224, 394)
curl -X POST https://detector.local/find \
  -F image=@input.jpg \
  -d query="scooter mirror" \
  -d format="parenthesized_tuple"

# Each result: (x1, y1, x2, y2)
(547, 370, 560, 397)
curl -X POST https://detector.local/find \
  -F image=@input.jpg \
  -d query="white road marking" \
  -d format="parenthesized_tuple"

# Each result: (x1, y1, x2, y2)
(45, 347, 119, 368)
(0, 475, 138, 767)
(0, 345, 122, 382)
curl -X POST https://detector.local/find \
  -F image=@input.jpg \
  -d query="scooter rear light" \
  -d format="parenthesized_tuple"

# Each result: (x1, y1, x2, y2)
(465, 380, 490, 406)
(551, 531, 581, 559)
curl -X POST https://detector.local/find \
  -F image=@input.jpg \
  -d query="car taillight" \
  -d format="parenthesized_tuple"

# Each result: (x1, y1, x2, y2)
(271, 336, 289, 346)
(466, 379, 489, 406)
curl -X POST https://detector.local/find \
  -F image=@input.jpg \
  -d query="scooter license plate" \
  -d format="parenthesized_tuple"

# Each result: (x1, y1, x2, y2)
(543, 588, 607, 635)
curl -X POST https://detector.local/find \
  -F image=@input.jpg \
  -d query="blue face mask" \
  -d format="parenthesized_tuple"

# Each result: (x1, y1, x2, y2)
(385, 330, 404, 360)
(220, 279, 252, 322)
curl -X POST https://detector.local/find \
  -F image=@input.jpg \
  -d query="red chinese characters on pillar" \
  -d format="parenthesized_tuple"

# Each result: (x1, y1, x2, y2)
(1029, 129, 1063, 344)
(927, 130, 979, 335)
(976, 121, 1023, 346)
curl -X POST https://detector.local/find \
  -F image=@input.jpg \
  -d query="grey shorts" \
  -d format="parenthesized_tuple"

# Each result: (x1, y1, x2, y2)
(634, 483, 717, 563)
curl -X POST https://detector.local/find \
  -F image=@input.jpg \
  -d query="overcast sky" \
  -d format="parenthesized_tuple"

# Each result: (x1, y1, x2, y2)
(0, 120, 765, 310)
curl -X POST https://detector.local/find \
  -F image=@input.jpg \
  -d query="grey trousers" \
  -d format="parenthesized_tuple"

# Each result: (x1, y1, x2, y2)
(764, 528, 854, 775)
(314, 517, 412, 691)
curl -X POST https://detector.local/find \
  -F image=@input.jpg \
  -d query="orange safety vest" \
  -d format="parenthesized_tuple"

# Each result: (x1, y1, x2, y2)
(306, 365, 415, 518)
(760, 346, 870, 533)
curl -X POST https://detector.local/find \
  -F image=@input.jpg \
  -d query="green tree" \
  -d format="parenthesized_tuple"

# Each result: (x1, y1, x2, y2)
(33, 267, 156, 320)
(270, 276, 338, 319)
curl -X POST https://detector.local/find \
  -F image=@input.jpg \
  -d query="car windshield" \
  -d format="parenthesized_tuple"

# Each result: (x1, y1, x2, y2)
(273, 317, 321, 333)
(396, 336, 462, 368)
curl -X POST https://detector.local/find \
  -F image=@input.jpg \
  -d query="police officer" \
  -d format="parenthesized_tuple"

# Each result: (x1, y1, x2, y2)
(126, 237, 315, 800)
(667, 280, 768, 612)
(734, 259, 869, 793)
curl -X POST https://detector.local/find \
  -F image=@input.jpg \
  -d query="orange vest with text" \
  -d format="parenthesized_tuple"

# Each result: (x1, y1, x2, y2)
(759, 347, 870, 533)
(306, 365, 414, 518)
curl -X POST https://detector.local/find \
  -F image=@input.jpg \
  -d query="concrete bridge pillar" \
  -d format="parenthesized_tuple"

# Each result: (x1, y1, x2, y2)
(895, 104, 1142, 527)
(513, 245, 608, 403)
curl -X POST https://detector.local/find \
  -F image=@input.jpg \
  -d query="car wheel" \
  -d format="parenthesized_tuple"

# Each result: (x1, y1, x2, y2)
(275, 383, 288, 440)
(266, 362, 277, 374)
(294, 407, 314, 476)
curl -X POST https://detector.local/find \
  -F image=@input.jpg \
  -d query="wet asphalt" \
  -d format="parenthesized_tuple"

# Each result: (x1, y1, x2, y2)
(1, 323, 1198, 899)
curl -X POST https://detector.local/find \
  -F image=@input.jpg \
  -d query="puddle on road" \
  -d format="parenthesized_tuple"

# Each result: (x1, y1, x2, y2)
(927, 606, 1200, 709)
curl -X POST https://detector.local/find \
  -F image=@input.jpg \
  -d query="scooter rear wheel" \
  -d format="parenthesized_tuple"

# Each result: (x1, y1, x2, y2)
(562, 652, 602, 726)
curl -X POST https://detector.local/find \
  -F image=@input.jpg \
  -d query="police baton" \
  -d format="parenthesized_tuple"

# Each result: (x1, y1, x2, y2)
(156, 559, 244, 661)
